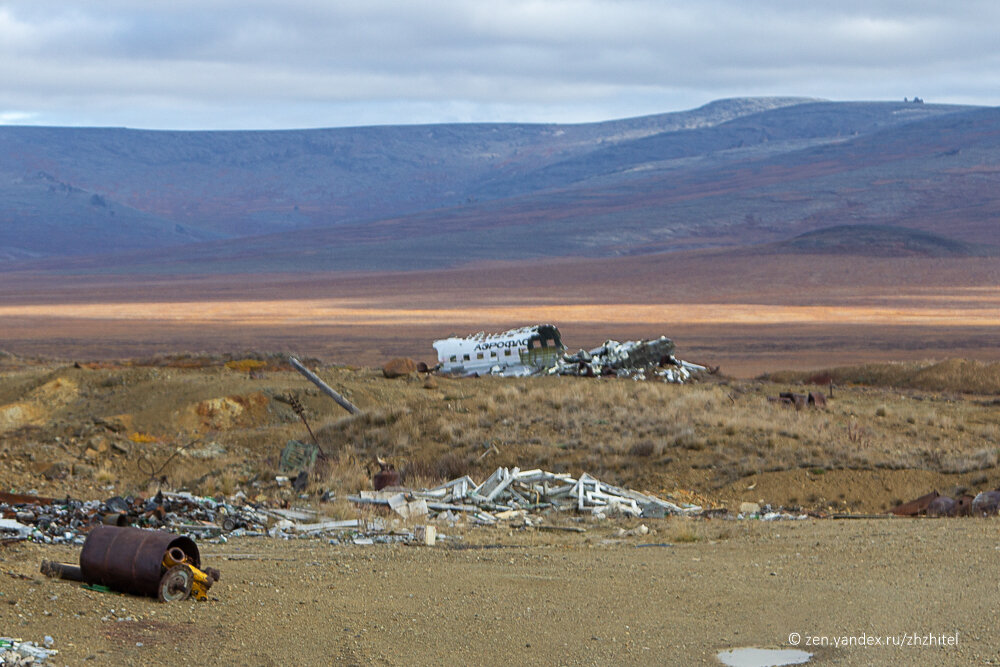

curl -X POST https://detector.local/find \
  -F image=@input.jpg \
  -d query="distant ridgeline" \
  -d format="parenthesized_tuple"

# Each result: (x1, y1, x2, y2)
(1, 98, 998, 274)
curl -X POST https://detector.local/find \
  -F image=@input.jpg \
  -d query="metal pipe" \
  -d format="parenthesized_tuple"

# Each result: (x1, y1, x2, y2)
(40, 560, 84, 582)
(100, 512, 128, 526)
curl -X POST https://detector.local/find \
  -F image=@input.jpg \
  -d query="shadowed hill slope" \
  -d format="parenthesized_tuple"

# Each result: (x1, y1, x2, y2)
(2, 98, 997, 272)
(768, 224, 1000, 257)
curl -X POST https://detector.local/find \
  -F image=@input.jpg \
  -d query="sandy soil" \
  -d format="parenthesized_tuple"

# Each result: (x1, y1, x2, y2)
(3, 252, 1000, 377)
(1, 518, 990, 666)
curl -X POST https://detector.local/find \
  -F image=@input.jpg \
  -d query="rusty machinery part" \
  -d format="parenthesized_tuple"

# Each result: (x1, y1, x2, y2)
(373, 457, 400, 491)
(158, 565, 193, 602)
(40, 559, 84, 582)
(162, 546, 219, 601)
(80, 526, 200, 599)
(100, 512, 128, 526)
(163, 547, 187, 567)
(288, 394, 319, 446)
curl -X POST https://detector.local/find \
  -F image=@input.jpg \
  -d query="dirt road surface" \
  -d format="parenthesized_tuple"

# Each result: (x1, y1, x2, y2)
(1, 518, 991, 666)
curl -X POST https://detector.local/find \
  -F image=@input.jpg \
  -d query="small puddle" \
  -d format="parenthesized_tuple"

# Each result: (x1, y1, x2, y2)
(717, 647, 812, 667)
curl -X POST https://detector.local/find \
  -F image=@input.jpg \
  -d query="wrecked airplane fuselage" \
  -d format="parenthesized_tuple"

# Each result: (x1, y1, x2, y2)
(433, 324, 566, 377)
(433, 326, 708, 383)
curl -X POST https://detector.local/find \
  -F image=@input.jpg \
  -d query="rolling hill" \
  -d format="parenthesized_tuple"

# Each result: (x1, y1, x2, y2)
(2, 97, 998, 273)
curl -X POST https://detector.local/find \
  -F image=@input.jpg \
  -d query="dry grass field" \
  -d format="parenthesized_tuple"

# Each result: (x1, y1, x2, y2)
(4, 249, 1000, 665)
(3, 352, 1000, 515)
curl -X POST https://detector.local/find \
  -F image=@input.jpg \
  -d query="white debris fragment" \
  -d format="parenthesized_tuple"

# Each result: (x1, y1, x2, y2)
(349, 467, 701, 523)
(0, 636, 59, 664)
(0, 518, 32, 541)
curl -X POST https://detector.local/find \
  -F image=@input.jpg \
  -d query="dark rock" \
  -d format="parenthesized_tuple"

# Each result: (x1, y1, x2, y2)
(382, 358, 417, 378)
(42, 462, 70, 480)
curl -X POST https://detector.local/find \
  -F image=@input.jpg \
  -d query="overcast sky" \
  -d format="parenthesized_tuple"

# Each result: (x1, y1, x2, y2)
(2, 1, 998, 130)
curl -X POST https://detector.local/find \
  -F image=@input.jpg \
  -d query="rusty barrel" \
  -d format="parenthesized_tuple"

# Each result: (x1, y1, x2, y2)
(80, 526, 200, 598)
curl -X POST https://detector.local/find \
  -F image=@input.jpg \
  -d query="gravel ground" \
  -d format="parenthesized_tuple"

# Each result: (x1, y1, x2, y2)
(1, 518, 993, 666)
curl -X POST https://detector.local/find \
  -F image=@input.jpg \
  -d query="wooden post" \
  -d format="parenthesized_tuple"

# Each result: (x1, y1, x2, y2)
(289, 357, 361, 415)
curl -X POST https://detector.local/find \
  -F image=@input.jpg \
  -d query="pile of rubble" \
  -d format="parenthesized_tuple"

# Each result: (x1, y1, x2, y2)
(0, 490, 269, 545)
(0, 637, 58, 665)
(349, 467, 703, 523)
(557, 337, 707, 383)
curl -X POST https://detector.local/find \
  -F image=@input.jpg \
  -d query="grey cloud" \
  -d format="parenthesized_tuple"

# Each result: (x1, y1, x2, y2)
(1, 1, 998, 129)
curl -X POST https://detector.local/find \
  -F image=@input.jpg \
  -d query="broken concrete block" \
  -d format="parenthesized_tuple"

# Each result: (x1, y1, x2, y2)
(388, 493, 409, 518)
(413, 524, 436, 546)
(407, 499, 429, 519)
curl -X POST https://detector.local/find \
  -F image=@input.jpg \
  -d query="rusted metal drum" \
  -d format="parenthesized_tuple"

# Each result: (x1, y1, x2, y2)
(80, 526, 200, 598)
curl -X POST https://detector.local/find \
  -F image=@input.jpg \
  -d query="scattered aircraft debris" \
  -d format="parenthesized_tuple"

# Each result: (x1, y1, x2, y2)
(432, 325, 708, 382)
(349, 466, 703, 522)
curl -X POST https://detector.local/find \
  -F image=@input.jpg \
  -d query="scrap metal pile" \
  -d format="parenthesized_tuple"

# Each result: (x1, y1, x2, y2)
(0, 490, 269, 545)
(557, 336, 707, 382)
(350, 466, 703, 523)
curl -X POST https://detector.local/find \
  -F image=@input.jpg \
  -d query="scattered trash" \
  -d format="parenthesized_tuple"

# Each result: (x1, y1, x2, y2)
(349, 466, 701, 522)
(0, 518, 32, 543)
(0, 637, 58, 665)
(736, 504, 808, 521)
(1, 490, 270, 544)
